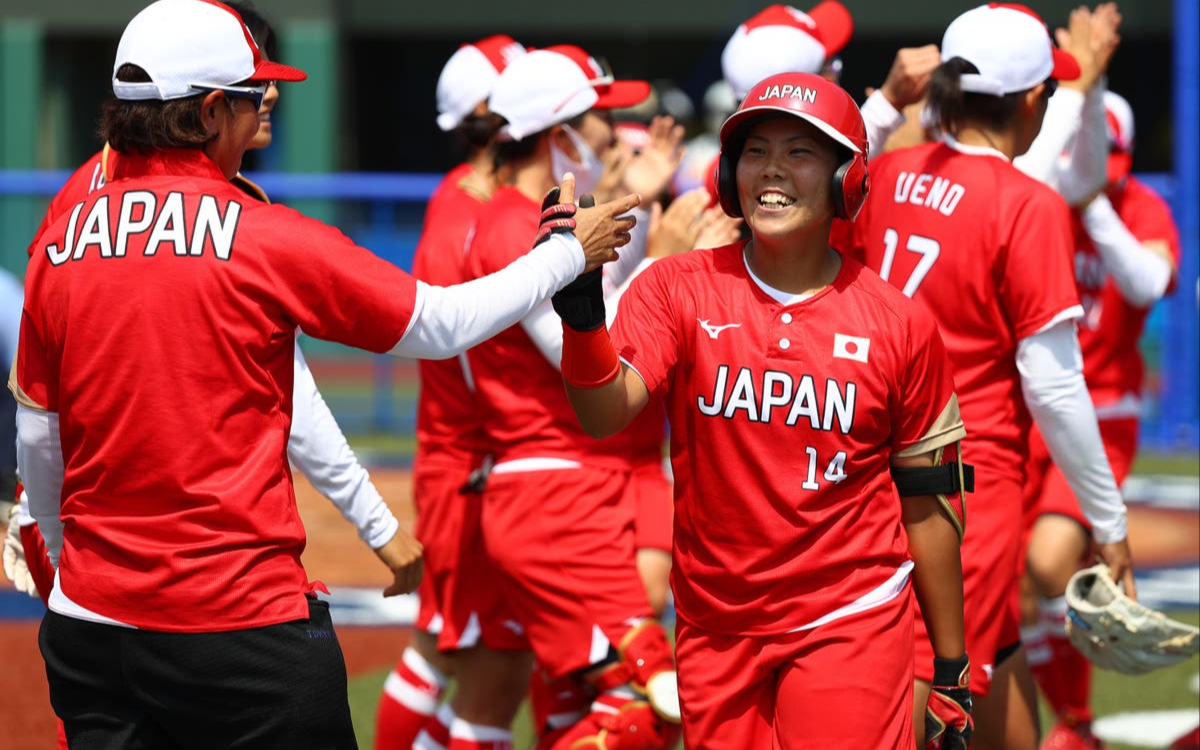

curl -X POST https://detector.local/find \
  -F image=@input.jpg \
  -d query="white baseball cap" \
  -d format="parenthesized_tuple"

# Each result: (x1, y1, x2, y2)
(436, 35, 526, 132)
(721, 2, 854, 101)
(489, 45, 651, 141)
(113, 0, 305, 101)
(941, 3, 1080, 97)
(1104, 90, 1135, 183)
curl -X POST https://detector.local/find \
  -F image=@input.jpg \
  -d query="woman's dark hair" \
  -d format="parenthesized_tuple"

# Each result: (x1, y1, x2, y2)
(226, 1, 277, 61)
(928, 57, 1026, 134)
(456, 112, 504, 155)
(101, 65, 212, 154)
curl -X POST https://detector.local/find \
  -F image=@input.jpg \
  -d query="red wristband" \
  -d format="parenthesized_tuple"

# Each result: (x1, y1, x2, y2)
(561, 324, 621, 389)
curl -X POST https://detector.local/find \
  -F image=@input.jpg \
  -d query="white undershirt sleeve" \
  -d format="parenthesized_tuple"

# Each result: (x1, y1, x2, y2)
(1082, 195, 1174, 308)
(391, 232, 585, 359)
(1016, 321, 1128, 543)
(1015, 87, 1085, 187)
(288, 347, 399, 549)
(860, 91, 907, 161)
(15, 404, 65, 567)
(522, 256, 658, 371)
(1055, 85, 1108, 206)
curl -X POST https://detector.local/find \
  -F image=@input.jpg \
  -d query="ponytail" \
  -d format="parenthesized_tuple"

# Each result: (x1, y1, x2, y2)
(928, 57, 1024, 134)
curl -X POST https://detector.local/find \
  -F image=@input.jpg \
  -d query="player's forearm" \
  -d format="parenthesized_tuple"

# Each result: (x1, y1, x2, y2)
(860, 90, 907, 161)
(902, 493, 966, 661)
(601, 207, 650, 297)
(1017, 322, 1128, 543)
(1083, 195, 1173, 308)
(390, 233, 585, 360)
(565, 366, 643, 439)
(1015, 87, 1085, 186)
(15, 404, 65, 567)
(289, 349, 399, 549)
(1058, 83, 1109, 205)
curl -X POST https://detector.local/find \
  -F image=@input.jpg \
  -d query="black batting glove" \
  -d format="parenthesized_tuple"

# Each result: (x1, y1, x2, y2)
(533, 186, 582, 247)
(925, 656, 973, 750)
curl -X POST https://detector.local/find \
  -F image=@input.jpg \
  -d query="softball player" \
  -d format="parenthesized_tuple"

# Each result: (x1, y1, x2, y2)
(849, 5, 1136, 749)
(372, 34, 528, 750)
(557, 72, 971, 750)
(15, 1, 637, 744)
(1021, 90, 1180, 750)
(460, 45, 686, 750)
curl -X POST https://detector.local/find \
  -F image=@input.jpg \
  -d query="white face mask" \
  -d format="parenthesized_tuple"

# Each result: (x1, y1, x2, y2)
(550, 124, 606, 196)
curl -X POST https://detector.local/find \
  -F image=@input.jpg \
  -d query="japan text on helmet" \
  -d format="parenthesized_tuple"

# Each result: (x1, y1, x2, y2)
(716, 72, 869, 220)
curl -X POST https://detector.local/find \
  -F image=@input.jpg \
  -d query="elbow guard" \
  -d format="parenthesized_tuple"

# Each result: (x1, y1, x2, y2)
(892, 442, 974, 543)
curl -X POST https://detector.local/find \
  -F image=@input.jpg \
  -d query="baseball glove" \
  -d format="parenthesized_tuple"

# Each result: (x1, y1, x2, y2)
(1065, 564, 1199, 675)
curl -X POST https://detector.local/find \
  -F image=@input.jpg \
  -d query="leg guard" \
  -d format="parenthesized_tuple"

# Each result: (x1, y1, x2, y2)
(531, 672, 591, 744)
(588, 621, 680, 723)
(550, 695, 682, 750)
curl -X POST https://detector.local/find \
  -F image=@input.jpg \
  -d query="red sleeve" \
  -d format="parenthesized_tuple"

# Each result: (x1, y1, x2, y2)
(609, 260, 680, 394)
(27, 153, 105, 258)
(998, 188, 1081, 339)
(889, 303, 963, 454)
(15, 305, 58, 411)
(472, 206, 538, 277)
(1120, 185, 1181, 264)
(257, 206, 418, 353)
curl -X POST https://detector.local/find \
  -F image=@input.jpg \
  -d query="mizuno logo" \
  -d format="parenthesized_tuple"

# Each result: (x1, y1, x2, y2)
(698, 319, 742, 339)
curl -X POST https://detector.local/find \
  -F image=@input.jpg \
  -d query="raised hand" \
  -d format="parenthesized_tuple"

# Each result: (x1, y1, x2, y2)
(621, 116, 686, 200)
(879, 45, 941, 110)
(694, 206, 743, 251)
(558, 173, 642, 272)
(647, 189, 710, 259)
(1057, 6, 1102, 92)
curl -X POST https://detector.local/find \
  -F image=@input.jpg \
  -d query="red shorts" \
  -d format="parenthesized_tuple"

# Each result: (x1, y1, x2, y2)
(1022, 418, 1139, 532)
(480, 466, 652, 678)
(676, 592, 914, 750)
(914, 472, 1023, 695)
(19, 521, 54, 607)
(629, 460, 673, 553)
(412, 462, 528, 652)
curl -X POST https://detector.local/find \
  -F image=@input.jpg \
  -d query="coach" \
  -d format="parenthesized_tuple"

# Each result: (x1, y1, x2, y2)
(12, 1, 637, 746)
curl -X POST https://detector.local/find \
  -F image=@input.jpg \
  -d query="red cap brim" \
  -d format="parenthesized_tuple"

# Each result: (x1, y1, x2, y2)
(1050, 48, 1080, 82)
(251, 60, 307, 83)
(594, 80, 652, 110)
(808, 0, 854, 56)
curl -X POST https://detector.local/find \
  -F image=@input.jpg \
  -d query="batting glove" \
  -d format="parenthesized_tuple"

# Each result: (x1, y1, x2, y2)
(3, 505, 38, 598)
(925, 655, 973, 750)
(533, 186, 580, 248)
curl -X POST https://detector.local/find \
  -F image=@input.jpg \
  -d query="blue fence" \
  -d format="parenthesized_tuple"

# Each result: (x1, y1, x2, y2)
(2, 168, 1198, 451)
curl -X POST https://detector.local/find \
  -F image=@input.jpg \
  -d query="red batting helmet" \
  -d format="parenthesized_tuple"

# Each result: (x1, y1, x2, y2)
(716, 72, 869, 220)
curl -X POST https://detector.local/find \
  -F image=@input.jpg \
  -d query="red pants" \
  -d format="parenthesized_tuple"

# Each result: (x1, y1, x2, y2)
(1022, 418, 1138, 532)
(675, 592, 914, 750)
(481, 466, 653, 678)
(412, 463, 528, 651)
(630, 460, 673, 553)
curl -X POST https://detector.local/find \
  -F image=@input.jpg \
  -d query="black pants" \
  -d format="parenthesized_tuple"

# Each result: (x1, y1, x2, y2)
(40, 598, 357, 750)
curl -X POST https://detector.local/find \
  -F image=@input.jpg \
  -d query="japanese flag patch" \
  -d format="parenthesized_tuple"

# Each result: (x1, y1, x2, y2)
(833, 333, 870, 363)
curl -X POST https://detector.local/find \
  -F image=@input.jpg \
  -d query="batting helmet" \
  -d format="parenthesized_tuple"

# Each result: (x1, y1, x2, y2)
(716, 72, 869, 220)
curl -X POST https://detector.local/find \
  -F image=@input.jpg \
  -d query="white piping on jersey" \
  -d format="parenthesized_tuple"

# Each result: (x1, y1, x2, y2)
(490, 457, 583, 474)
(941, 134, 1010, 162)
(786, 561, 914, 632)
(1031, 304, 1085, 337)
(1093, 391, 1142, 420)
(742, 249, 816, 306)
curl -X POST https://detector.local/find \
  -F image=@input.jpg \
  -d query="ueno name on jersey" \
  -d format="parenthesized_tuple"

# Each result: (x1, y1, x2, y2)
(893, 171, 965, 217)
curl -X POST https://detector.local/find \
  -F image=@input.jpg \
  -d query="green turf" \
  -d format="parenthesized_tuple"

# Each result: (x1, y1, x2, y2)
(349, 615, 1200, 749)
(1131, 451, 1200, 478)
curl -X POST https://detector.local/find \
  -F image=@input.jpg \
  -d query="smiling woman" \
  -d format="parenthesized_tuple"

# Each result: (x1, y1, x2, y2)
(554, 71, 972, 750)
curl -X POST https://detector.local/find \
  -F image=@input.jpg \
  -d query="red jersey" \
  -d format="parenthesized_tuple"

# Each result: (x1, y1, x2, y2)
(465, 186, 631, 468)
(18, 149, 419, 632)
(27, 149, 111, 257)
(1073, 177, 1181, 409)
(851, 140, 1081, 481)
(610, 243, 964, 635)
(412, 163, 490, 468)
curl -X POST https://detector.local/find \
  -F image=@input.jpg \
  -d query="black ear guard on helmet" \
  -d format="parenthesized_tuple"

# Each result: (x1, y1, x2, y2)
(716, 134, 871, 221)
